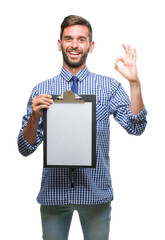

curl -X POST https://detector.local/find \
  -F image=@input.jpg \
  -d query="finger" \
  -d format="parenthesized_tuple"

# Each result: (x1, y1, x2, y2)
(33, 96, 53, 106)
(114, 57, 125, 75)
(115, 56, 125, 63)
(36, 94, 52, 99)
(114, 57, 125, 69)
(34, 94, 52, 103)
(127, 44, 134, 59)
(121, 43, 127, 50)
(34, 104, 51, 112)
(114, 64, 123, 75)
(32, 103, 52, 117)
(128, 44, 137, 60)
(38, 96, 53, 104)
(122, 44, 130, 58)
(133, 48, 137, 61)
(33, 101, 52, 110)
(127, 44, 132, 52)
(122, 44, 134, 59)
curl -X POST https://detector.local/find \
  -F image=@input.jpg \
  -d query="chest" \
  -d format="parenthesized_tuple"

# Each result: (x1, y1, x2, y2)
(45, 77, 111, 122)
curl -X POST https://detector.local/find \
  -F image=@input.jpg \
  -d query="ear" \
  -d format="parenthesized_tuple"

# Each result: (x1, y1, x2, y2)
(89, 41, 95, 53)
(57, 40, 62, 51)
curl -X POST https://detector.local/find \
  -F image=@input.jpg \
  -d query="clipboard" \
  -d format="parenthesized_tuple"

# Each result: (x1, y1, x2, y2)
(43, 90, 96, 168)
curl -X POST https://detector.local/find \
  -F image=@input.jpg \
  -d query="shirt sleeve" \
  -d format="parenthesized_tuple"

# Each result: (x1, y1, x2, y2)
(17, 87, 43, 157)
(109, 81, 147, 135)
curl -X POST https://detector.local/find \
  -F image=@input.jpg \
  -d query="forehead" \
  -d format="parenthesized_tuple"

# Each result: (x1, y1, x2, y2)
(62, 25, 89, 38)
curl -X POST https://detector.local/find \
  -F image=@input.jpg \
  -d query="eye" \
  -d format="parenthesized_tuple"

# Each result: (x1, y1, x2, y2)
(64, 37, 72, 42)
(79, 38, 85, 43)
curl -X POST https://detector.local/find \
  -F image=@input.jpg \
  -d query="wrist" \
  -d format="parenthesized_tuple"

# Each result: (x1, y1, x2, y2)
(129, 78, 141, 89)
(23, 112, 40, 146)
(30, 111, 41, 123)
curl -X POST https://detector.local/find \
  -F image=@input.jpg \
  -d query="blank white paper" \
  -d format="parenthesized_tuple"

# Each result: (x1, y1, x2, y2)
(47, 102, 92, 166)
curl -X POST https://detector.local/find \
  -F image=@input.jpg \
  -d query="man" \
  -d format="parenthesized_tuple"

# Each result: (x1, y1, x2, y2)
(18, 15, 147, 240)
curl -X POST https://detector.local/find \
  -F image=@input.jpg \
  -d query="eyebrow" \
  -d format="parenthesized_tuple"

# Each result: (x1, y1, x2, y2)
(63, 35, 87, 40)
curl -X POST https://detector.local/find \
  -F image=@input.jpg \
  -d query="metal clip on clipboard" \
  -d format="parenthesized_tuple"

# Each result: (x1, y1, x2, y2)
(54, 90, 84, 103)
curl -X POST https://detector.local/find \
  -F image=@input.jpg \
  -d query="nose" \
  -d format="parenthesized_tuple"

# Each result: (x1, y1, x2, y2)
(71, 39, 78, 49)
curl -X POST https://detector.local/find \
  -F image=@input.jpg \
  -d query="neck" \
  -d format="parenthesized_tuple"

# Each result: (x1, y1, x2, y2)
(63, 61, 86, 75)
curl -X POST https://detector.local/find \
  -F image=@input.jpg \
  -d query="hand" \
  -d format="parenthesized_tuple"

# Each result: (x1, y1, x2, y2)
(114, 44, 139, 83)
(32, 94, 53, 120)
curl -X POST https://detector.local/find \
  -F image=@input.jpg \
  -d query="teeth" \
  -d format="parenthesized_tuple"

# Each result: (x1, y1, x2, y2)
(69, 52, 79, 55)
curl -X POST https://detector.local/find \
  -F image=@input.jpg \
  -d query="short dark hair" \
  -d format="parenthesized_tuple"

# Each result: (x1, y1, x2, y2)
(60, 15, 93, 42)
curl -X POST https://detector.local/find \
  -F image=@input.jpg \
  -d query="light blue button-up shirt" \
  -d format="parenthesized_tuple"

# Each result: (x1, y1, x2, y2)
(18, 66, 147, 205)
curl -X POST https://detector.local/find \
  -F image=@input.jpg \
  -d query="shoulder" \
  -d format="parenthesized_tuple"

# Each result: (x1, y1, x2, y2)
(30, 75, 59, 97)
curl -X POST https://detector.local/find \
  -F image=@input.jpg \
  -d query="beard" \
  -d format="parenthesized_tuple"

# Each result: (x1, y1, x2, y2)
(61, 44, 90, 68)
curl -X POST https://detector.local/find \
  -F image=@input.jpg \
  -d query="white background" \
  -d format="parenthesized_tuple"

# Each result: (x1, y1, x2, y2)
(0, 0, 164, 239)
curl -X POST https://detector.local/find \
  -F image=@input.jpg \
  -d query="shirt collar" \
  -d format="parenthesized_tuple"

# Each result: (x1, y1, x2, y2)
(60, 66, 89, 82)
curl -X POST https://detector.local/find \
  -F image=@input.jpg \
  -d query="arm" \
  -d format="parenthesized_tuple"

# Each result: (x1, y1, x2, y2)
(114, 44, 144, 115)
(18, 92, 53, 156)
(23, 94, 53, 146)
(109, 80, 147, 136)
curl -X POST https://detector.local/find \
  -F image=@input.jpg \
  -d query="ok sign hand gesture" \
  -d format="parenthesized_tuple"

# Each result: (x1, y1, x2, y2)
(114, 44, 139, 83)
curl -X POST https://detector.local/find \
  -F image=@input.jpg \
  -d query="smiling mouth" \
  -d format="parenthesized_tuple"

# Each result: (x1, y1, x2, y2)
(67, 47, 82, 57)
(68, 51, 81, 57)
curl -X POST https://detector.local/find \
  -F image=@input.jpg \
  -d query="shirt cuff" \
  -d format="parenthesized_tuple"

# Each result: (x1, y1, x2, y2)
(127, 105, 148, 122)
(17, 130, 39, 157)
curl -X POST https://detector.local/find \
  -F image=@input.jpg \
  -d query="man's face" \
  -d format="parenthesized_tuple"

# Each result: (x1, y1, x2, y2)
(58, 25, 94, 69)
